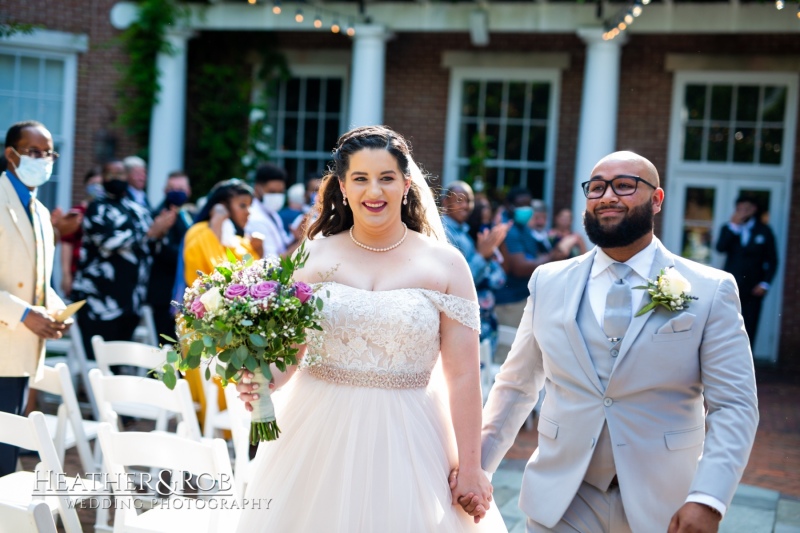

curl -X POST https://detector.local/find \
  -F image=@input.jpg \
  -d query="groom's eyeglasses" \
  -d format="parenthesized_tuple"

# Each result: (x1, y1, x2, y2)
(581, 175, 656, 199)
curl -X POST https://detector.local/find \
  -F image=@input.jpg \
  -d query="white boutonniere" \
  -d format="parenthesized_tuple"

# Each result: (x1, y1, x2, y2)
(634, 267, 698, 317)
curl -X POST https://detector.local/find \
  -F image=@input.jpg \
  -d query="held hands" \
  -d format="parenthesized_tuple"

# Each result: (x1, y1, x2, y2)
(667, 502, 722, 533)
(448, 467, 493, 524)
(22, 306, 68, 339)
(235, 370, 275, 413)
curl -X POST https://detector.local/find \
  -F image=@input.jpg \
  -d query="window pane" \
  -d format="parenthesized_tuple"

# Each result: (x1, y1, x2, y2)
(732, 127, 755, 163)
(305, 78, 321, 112)
(43, 60, 64, 96)
(527, 126, 547, 162)
(507, 82, 526, 119)
(0, 96, 13, 125)
(684, 84, 706, 120)
(0, 55, 15, 90)
(462, 81, 480, 117)
(530, 83, 550, 120)
(283, 158, 298, 184)
(528, 169, 545, 200)
(42, 100, 62, 134)
(504, 125, 523, 160)
(324, 119, 340, 151)
(735, 86, 759, 122)
(303, 118, 319, 151)
(681, 187, 715, 265)
(683, 126, 703, 161)
(485, 82, 502, 118)
(285, 78, 301, 111)
(485, 123, 500, 157)
(706, 127, 729, 162)
(326, 79, 342, 113)
(709, 85, 732, 121)
(762, 86, 786, 122)
(282, 118, 298, 151)
(505, 168, 521, 189)
(459, 121, 478, 159)
(19, 96, 38, 121)
(760, 128, 783, 165)
(19, 57, 38, 93)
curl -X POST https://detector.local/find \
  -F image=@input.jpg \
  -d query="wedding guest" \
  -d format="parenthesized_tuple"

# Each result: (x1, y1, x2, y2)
(59, 167, 103, 297)
(235, 125, 504, 532)
(245, 163, 296, 258)
(549, 207, 587, 259)
(279, 182, 306, 231)
(123, 155, 150, 210)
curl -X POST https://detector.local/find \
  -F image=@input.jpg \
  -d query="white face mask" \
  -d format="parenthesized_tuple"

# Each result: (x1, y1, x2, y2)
(14, 155, 53, 188)
(262, 193, 285, 212)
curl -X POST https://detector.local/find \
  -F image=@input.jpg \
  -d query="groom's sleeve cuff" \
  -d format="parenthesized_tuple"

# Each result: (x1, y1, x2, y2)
(686, 493, 726, 517)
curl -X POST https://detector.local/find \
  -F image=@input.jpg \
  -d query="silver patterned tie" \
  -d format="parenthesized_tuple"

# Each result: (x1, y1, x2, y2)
(603, 263, 632, 343)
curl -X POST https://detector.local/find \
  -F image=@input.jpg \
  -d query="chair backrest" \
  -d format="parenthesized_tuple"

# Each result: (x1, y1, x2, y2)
(222, 384, 252, 494)
(30, 363, 97, 472)
(0, 412, 83, 533)
(88, 368, 201, 440)
(0, 501, 58, 533)
(133, 304, 159, 347)
(96, 423, 237, 529)
(497, 325, 518, 349)
(91, 335, 171, 376)
(45, 319, 100, 420)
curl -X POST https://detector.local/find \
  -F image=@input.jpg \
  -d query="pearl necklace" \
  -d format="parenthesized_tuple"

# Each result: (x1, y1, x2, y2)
(349, 223, 408, 252)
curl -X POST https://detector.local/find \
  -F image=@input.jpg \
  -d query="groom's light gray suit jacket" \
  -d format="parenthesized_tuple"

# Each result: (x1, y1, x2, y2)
(481, 239, 758, 532)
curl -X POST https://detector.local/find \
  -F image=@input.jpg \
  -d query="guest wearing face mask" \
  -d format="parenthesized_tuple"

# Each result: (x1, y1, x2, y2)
(147, 171, 194, 343)
(245, 163, 299, 258)
(58, 167, 104, 297)
(71, 160, 176, 360)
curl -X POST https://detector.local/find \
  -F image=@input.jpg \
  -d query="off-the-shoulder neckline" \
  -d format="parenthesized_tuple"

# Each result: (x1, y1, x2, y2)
(315, 281, 475, 303)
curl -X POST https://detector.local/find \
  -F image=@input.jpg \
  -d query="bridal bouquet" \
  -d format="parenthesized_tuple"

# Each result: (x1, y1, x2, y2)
(159, 243, 324, 443)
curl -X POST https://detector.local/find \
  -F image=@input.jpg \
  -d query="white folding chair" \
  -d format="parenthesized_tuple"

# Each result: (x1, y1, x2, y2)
(132, 305, 159, 347)
(479, 338, 499, 403)
(97, 423, 240, 533)
(0, 411, 84, 533)
(31, 363, 101, 473)
(203, 377, 231, 439)
(0, 501, 58, 533)
(222, 385, 252, 496)
(45, 319, 100, 420)
(88, 368, 200, 441)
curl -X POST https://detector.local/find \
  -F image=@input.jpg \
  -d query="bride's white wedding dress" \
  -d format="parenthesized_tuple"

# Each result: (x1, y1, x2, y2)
(238, 281, 507, 532)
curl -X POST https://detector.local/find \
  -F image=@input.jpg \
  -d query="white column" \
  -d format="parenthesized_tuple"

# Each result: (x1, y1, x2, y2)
(147, 28, 193, 207)
(571, 29, 627, 235)
(347, 25, 391, 128)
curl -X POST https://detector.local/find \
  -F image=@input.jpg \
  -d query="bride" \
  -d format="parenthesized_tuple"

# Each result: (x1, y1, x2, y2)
(235, 125, 506, 532)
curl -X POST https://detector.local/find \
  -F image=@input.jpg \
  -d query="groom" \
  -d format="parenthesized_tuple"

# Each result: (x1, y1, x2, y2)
(475, 152, 758, 532)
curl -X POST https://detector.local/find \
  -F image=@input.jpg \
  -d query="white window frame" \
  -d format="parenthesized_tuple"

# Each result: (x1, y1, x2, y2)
(668, 71, 799, 179)
(0, 29, 87, 212)
(443, 67, 561, 206)
(259, 63, 349, 181)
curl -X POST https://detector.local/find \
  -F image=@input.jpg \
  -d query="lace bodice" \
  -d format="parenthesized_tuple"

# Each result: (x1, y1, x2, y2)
(302, 282, 479, 387)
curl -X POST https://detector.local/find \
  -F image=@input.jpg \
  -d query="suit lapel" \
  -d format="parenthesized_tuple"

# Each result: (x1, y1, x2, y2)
(1, 174, 35, 262)
(613, 240, 675, 369)
(563, 249, 604, 394)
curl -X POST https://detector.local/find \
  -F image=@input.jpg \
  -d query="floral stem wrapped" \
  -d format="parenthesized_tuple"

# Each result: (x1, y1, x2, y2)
(158, 242, 324, 443)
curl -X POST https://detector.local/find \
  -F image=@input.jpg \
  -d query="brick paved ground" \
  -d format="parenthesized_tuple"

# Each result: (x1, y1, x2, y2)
(21, 367, 800, 532)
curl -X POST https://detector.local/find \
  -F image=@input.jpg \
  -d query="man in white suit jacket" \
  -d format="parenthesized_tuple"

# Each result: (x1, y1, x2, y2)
(477, 152, 758, 532)
(0, 121, 67, 476)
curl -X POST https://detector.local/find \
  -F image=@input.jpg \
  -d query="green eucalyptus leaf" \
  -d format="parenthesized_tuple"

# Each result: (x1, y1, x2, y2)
(249, 334, 267, 347)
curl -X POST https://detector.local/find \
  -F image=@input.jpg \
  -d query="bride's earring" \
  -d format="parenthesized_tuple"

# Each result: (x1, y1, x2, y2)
(342, 192, 348, 206)
(403, 190, 408, 206)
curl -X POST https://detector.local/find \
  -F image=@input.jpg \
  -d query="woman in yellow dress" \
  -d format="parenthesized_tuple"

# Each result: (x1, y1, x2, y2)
(182, 179, 261, 429)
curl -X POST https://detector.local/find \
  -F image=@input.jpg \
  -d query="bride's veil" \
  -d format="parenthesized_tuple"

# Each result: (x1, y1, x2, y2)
(407, 158, 447, 242)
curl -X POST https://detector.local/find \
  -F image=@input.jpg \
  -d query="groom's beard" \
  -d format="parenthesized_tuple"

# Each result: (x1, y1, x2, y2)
(584, 201, 654, 249)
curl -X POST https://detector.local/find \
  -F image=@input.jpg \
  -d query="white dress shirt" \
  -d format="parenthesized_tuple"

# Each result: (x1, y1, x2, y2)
(587, 237, 727, 517)
(245, 196, 293, 258)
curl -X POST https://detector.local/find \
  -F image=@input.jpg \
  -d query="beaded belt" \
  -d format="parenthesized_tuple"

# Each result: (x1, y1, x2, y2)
(306, 364, 431, 389)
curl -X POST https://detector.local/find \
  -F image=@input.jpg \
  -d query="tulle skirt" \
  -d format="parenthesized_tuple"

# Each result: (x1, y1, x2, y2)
(237, 369, 507, 532)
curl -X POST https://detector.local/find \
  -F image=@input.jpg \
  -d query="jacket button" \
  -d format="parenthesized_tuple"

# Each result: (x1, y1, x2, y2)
(17, 282, 23, 288)
(603, 398, 613, 407)
(610, 349, 619, 357)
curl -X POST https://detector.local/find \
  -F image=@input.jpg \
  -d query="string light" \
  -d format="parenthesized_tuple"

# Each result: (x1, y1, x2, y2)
(331, 19, 341, 33)
(248, 0, 256, 4)
(776, 0, 785, 9)
(797, 3, 800, 18)
(642, 0, 651, 5)
(624, 13, 634, 24)
(346, 19, 355, 36)
(632, 5, 643, 16)
(295, 9, 304, 22)
(272, 0, 281, 15)
(314, 13, 323, 28)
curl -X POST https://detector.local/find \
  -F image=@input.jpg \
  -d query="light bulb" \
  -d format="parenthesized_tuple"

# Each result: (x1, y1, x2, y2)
(314, 14, 322, 28)
(624, 13, 634, 24)
(248, 0, 256, 4)
(331, 20, 340, 33)
(642, 0, 651, 5)
(618, 22, 627, 30)
(295, 9, 304, 22)
(776, 0, 785, 9)
(346, 26, 355, 36)
(272, 0, 281, 15)
(632, 5, 643, 16)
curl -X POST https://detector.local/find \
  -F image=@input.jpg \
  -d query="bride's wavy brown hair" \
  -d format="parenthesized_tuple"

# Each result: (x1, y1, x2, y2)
(306, 125, 434, 239)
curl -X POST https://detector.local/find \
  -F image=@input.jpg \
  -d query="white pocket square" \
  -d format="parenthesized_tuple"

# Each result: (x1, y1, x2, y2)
(754, 234, 765, 244)
(656, 312, 695, 334)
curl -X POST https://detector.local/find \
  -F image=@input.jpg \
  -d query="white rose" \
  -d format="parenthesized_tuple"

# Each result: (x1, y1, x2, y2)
(658, 268, 691, 298)
(200, 287, 224, 313)
(249, 108, 266, 122)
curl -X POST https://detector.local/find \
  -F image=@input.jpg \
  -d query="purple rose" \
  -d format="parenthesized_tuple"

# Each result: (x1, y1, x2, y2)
(190, 298, 206, 319)
(250, 280, 280, 299)
(224, 283, 249, 299)
(294, 282, 314, 304)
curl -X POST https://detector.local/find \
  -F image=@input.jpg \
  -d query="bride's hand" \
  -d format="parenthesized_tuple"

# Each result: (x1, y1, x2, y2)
(235, 370, 275, 412)
(448, 467, 493, 523)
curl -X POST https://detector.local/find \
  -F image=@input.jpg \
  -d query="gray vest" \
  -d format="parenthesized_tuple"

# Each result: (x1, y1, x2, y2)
(578, 286, 621, 491)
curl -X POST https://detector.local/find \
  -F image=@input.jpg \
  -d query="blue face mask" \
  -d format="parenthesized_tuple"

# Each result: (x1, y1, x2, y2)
(514, 206, 534, 226)
(165, 190, 189, 207)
